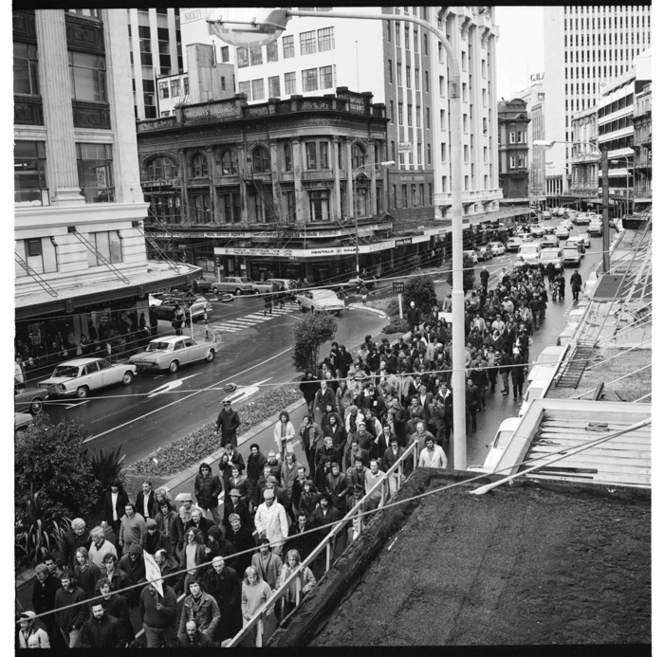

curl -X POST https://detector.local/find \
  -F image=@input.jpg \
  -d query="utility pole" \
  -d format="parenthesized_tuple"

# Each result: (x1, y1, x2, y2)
(601, 148, 610, 274)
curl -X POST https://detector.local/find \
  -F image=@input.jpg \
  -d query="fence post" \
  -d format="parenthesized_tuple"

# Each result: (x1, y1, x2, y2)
(325, 541, 331, 571)
(295, 572, 301, 606)
(256, 615, 264, 647)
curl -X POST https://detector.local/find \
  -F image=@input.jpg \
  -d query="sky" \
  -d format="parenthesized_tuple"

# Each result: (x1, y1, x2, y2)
(495, 6, 545, 101)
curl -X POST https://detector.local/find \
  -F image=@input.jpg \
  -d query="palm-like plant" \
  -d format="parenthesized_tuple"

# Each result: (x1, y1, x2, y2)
(86, 444, 127, 491)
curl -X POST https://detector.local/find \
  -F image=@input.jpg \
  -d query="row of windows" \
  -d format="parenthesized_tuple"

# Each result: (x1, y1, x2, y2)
(158, 77, 189, 99)
(598, 115, 633, 136)
(16, 230, 122, 278)
(598, 93, 634, 118)
(564, 12, 650, 30)
(14, 141, 114, 205)
(237, 66, 335, 100)
(237, 27, 334, 67)
(565, 31, 649, 48)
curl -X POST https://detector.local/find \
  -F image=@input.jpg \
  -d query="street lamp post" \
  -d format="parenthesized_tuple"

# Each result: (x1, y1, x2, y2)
(352, 160, 395, 275)
(208, 8, 467, 469)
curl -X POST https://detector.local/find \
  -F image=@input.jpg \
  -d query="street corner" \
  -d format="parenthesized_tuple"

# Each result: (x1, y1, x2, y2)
(347, 303, 388, 319)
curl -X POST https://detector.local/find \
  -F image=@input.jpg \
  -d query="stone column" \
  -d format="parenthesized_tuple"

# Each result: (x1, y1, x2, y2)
(269, 140, 280, 222)
(293, 139, 305, 224)
(178, 151, 189, 223)
(346, 140, 354, 218)
(238, 144, 249, 225)
(35, 10, 84, 205)
(332, 137, 341, 221)
(206, 147, 217, 222)
(369, 141, 378, 216)
(103, 8, 144, 205)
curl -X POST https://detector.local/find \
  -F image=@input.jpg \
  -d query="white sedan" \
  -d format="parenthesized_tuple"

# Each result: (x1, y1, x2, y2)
(296, 289, 345, 315)
(555, 225, 570, 239)
(38, 357, 136, 398)
(129, 335, 215, 373)
(488, 241, 506, 256)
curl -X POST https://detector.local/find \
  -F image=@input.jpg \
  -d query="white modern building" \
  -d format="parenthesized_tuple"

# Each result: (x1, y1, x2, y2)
(542, 5, 651, 197)
(14, 8, 199, 381)
(127, 8, 183, 119)
(178, 6, 503, 221)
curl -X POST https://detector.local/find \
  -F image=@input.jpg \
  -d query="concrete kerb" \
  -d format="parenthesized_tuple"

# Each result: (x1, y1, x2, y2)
(347, 303, 388, 319)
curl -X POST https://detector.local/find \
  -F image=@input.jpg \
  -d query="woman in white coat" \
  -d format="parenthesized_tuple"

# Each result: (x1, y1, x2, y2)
(273, 411, 295, 462)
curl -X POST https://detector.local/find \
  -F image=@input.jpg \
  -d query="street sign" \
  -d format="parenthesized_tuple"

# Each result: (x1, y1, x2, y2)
(393, 282, 405, 293)
(182, 290, 197, 304)
(398, 142, 411, 153)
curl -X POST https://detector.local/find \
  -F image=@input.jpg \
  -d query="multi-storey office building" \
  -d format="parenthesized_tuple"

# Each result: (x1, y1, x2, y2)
(631, 82, 651, 211)
(543, 5, 651, 198)
(14, 9, 199, 381)
(179, 6, 502, 223)
(127, 8, 183, 119)
(497, 98, 530, 200)
(568, 105, 600, 210)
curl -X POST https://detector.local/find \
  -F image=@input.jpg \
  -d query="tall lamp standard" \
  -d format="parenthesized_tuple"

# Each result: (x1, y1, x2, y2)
(533, 139, 610, 273)
(207, 8, 468, 469)
(352, 160, 395, 275)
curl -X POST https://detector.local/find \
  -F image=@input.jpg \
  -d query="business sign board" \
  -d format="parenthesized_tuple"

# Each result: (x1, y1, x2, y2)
(398, 142, 412, 153)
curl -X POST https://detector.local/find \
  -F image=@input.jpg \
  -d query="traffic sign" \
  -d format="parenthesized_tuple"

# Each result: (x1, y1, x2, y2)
(393, 282, 405, 293)
(183, 290, 197, 304)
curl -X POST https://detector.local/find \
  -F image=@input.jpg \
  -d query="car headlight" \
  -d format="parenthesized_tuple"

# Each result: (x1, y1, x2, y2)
(58, 384, 66, 393)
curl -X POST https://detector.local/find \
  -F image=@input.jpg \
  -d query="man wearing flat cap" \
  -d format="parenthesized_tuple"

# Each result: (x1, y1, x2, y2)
(215, 398, 241, 447)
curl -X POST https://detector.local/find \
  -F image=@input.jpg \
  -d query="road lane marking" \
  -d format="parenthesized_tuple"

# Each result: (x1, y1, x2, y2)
(82, 346, 293, 443)
(222, 377, 273, 405)
(147, 374, 198, 398)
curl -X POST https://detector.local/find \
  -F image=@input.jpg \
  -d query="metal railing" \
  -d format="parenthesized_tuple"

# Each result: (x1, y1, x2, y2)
(227, 440, 420, 647)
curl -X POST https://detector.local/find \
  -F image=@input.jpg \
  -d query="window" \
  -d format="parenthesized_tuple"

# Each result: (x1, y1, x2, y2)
(390, 100, 394, 123)
(302, 68, 318, 92)
(221, 46, 230, 63)
(319, 142, 329, 169)
(509, 132, 516, 144)
(189, 152, 209, 178)
(76, 143, 114, 203)
(284, 143, 292, 171)
(415, 68, 420, 90)
(405, 26, 410, 49)
(284, 189, 296, 221)
(395, 21, 400, 46)
(219, 150, 238, 175)
(518, 155, 526, 168)
(398, 102, 403, 123)
(414, 28, 419, 53)
(354, 187, 368, 217)
(441, 143, 447, 161)
(16, 237, 58, 276)
(69, 51, 107, 102)
(220, 191, 241, 223)
(386, 21, 391, 42)
(397, 63, 402, 86)
(407, 104, 412, 126)
(267, 41, 279, 63)
(406, 65, 411, 88)
(462, 83, 467, 102)
(305, 142, 317, 169)
(68, 8, 101, 19)
(284, 72, 297, 95)
(426, 107, 430, 129)
(318, 27, 334, 51)
(183, 77, 189, 95)
(509, 155, 516, 168)
(320, 65, 333, 89)
(427, 143, 431, 165)
(145, 155, 178, 180)
(221, 76, 227, 91)
(464, 145, 469, 162)
(388, 59, 393, 84)
(300, 30, 317, 55)
(283, 35, 295, 58)
(391, 141, 396, 161)
(87, 231, 122, 266)
(14, 141, 47, 204)
(306, 142, 329, 169)
(14, 42, 40, 96)
(352, 143, 366, 169)
(517, 131, 525, 143)
(159, 82, 169, 99)
(250, 46, 263, 66)
(309, 190, 330, 221)
(238, 80, 251, 99)
(252, 146, 270, 173)
(461, 51, 467, 71)
(191, 194, 210, 224)
(423, 33, 428, 55)
(401, 184, 408, 207)
(237, 47, 249, 68)
(251, 78, 265, 101)
(268, 76, 281, 98)
(171, 79, 181, 97)
(424, 70, 429, 92)
(416, 106, 421, 127)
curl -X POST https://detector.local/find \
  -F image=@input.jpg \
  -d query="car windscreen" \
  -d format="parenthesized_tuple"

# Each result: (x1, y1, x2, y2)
(52, 366, 80, 378)
(145, 342, 171, 352)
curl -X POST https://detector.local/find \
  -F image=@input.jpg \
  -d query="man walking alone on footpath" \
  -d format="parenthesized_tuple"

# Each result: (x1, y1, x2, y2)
(407, 301, 422, 335)
(570, 269, 583, 302)
(216, 398, 241, 448)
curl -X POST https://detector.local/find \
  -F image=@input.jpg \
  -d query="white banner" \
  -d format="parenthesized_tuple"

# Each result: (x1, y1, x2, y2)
(143, 551, 164, 597)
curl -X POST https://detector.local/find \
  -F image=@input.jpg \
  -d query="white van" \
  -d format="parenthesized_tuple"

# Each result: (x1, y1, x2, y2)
(519, 370, 556, 417)
(467, 417, 521, 473)
(527, 345, 569, 382)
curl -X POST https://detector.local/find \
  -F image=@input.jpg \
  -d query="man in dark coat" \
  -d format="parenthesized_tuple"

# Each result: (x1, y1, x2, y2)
(223, 489, 253, 535)
(246, 443, 268, 507)
(226, 513, 256, 577)
(215, 399, 241, 447)
(135, 480, 157, 520)
(287, 512, 316, 561)
(101, 480, 130, 543)
(61, 518, 91, 571)
(406, 301, 422, 334)
(32, 563, 60, 644)
(178, 620, 214, 647)
(118, 544, 146, 608)
(299, 370, 319, 416)
(194, 462, 223, 526)
(202, 556, 243, 641)
(80, 601, 125, 648)
(570, 269, 583, 301)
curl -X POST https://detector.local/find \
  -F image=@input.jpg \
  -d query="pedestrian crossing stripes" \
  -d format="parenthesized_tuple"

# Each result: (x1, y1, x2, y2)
(214, 302, 300, 332)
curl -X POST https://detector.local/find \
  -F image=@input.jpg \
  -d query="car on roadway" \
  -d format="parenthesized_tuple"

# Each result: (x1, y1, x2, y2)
(567, 209, 578, 222)
(343, 275, 379, 291)
(588, 220, 603, 237)
(476, 245, 494, 262)
(129, 335, 216, 373)
(38, 357, 136, 398)
(562, 243, 582, 266)
(296, 289, 345, 314)
(566, 235, 586, 255)
(252, 278, 298, 295)
(213, 276, 258, 296)
(516, 243, 542, 265)
(577, 231, 592, 248)
(15, 384, 49, 415)
(467, 417, 522, 473)
(149, 293, 213, 322)
(555, 225, 570, 239)
(15, 412, 33, 438)
(530, 224, 547, 238)
(541, 210, 552, 220)
(560, 219, 574, 231)
(463, 250, 479, 265)
(539, 247, 564, 274)
(487, 241, 506, 256)
(575, 212, 593, 226)
(540, 234, 560, 248)
(505, 236, 523, 253)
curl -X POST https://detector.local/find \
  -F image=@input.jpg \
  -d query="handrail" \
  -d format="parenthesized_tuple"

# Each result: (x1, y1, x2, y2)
(226, 440, 420, 647)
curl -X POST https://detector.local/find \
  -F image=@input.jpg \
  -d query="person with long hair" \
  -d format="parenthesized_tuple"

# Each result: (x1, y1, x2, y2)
(73, 546, 101, 599)
(276, 549, 316, 619)
(240, 566, 275, 646)
(273, 410, 295, 462)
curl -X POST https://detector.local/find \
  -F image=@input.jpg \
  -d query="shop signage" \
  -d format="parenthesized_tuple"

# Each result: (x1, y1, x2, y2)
(398, 175, 426, 182)
(395, 237, 412, 246)
(398, 142, 412, 153)
(181, 7, 206, 22)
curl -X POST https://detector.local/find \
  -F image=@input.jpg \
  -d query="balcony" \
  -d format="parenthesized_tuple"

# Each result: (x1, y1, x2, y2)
(15, 188, 49, 207)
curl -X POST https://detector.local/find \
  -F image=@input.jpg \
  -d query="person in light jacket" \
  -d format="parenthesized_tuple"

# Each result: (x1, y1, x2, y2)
(254, 489, 289, 557)
(273, 411, 296, 462)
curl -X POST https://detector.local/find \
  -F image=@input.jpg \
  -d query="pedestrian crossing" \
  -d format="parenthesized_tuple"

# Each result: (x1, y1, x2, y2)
(213, 301, 300, 332)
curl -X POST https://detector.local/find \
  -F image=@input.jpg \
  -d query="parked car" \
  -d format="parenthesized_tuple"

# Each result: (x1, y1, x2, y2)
(467, 417, 522, 473)
(505, 236, 523, 252)
(528, 345, 569, 383)
(129, 335, 215, 373)
(15, 385, 49, 415)
(487, 241, 506, 256)
(463, 250, 479, 265)
(588, 220, 603, 237)
(540, 247, 564, 273)
(212, 276, 258, 296)
(540, 234, 560, 248)
(519, 372, 556, 417)
(149, 293, 212, 322)
(555, 225, 570, 239)
(296, 289, 345, 314)
(15, 412, 33, 438)
(562, 243, 582, 266)
(516, 243, 542, 265)
(530, 224, 547, 238)
(476, 245, 494, 261)
(38, 357, 136, 399)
